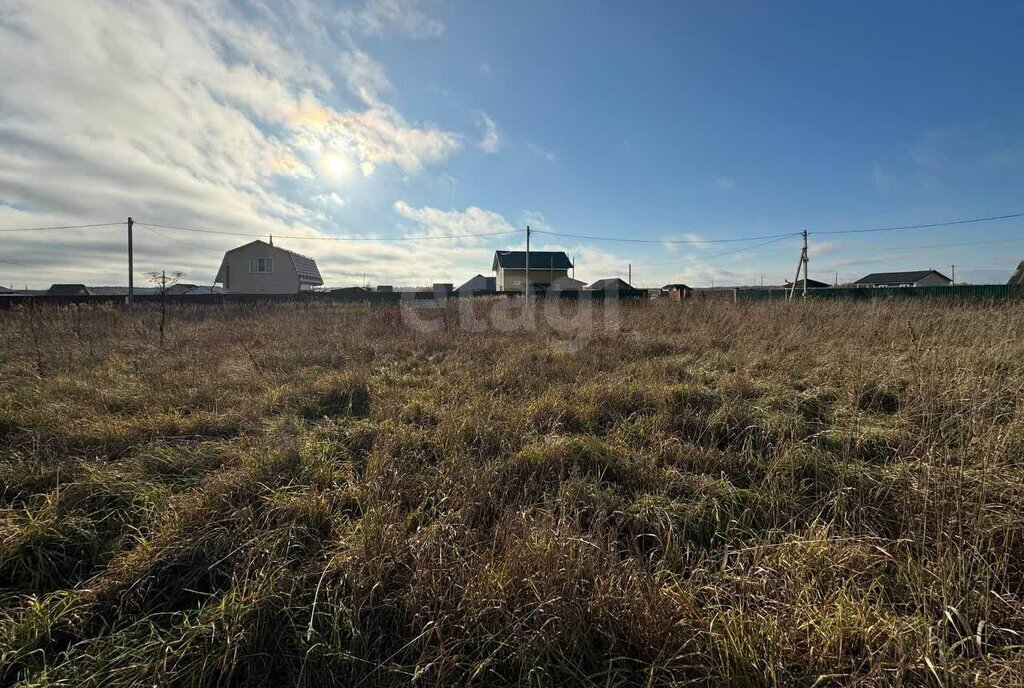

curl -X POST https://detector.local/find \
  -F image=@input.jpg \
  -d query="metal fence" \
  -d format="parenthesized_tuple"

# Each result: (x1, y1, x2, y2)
(736, 284, 1024, 302)
(0, 287, 651, 310)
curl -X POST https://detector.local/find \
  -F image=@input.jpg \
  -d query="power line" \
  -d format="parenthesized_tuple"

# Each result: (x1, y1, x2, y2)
(638, 234, 794, 267)
(842, 235, 1024, 252)
(533, 210, 1024, 244)
(0, 221, 126, 233)
(141, 224, 223, 253)
(135, 221, 519, 242)
(0, 257, 121, 277)
(533, 228, 800, 245)
(816, 211, 1024, 236)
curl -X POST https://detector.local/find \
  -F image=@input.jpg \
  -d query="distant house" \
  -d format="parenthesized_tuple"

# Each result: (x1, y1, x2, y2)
(214, 239, 322, 294)
(1008, 261, 1024, 286)
(550, 276, 587, 291)
(47, 284, 91, 296)
(783, 278, 831, 290)
(330, 286, 371, 297)
(492, 250, 573, 291)
(0, 286, 12, 294)
(164, 283, 197, 296)
(661, 283, 692, 301)
(456, 274, 497, 294)
(588, 278, 633, 291)
(853, 270, 952, 288)
(88, 286, 158, 296)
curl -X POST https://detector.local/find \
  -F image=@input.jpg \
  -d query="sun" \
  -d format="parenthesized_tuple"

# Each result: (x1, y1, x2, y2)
(317, 149, 358, 183)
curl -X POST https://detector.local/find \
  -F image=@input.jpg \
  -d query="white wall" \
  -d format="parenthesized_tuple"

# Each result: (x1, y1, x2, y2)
(222, 243, 300, 294)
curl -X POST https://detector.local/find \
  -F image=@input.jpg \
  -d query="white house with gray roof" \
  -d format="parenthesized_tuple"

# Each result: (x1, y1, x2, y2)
(214, 239, 323, 294)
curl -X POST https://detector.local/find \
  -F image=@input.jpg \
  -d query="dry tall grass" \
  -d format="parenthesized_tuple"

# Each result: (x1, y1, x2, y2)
(1, 299, 1023, 686)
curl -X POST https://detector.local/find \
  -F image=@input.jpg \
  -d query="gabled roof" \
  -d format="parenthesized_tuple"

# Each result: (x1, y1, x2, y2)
(854, 270, 950, 286)
(165, 284, 197, 295)
(214, 240, 323, 286)
(662, 283, 691, 291)
(550, 276, 587, 290)
(492, 251, 573, 271)
(588, 278, 632, 291)
(1008, 261, 1024, 286)
(47, 284, 91, 295)
(456, 274, 496, 292)
(783, 278, 831, 289)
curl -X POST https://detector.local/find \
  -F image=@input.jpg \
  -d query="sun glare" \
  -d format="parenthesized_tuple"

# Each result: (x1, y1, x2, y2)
(318, 149, 358, 182)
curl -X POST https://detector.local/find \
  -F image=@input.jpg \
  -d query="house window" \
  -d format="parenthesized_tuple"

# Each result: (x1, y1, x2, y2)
(248, 257, 273, 273)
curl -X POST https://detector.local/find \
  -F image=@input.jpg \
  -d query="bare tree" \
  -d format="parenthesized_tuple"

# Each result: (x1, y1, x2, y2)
(147, 271, 186, 347)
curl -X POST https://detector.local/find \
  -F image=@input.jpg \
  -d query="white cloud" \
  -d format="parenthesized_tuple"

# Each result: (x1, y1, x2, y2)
(340, 49, 393, 106)
(660, 232, 706, 253)
(0, 0, 467, 287)
(314, 192, 349, 207)
(394, 201, 515, 243)
(337, 0, 445, 39)
(527, 142, 556, 161)
(809, 240, 838, 259)
(476, 113, 501, 154)
(520, 210, 549, 232)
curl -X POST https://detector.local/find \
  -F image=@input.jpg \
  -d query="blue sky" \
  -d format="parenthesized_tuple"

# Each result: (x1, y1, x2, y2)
(2, 0, 1023, 287)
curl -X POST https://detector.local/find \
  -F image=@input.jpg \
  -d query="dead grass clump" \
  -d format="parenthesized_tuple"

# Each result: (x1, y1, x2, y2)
(297, 371, 372, 420)
(854, 380, 903, 415)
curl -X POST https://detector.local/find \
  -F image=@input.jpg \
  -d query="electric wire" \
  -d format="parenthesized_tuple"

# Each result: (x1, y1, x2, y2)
(533, 228, 800, 245)
(0, 258, 122, 277)
(141, 225, 224, 253)
(135, 221, 519, 242)
(815, 211, 1024, 236)
(0, 221, 126, 233)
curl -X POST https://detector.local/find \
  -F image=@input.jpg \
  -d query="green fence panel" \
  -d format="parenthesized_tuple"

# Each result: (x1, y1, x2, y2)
(736, 285, 1024, 302)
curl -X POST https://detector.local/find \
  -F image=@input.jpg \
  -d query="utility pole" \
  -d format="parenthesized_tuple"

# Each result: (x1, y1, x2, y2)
(525, 225, 531, 304)
(834, 272, 838, 287)
(788, 229, 809, 300)
(127, 217, 134, 308)
(951, 264, 956, 285)
(802, 230, 809, 299)
(628, 263, 631, 286)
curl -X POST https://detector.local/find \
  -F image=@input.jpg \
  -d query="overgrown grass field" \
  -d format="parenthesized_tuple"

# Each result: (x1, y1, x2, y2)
(1, 299, 1023, 686)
